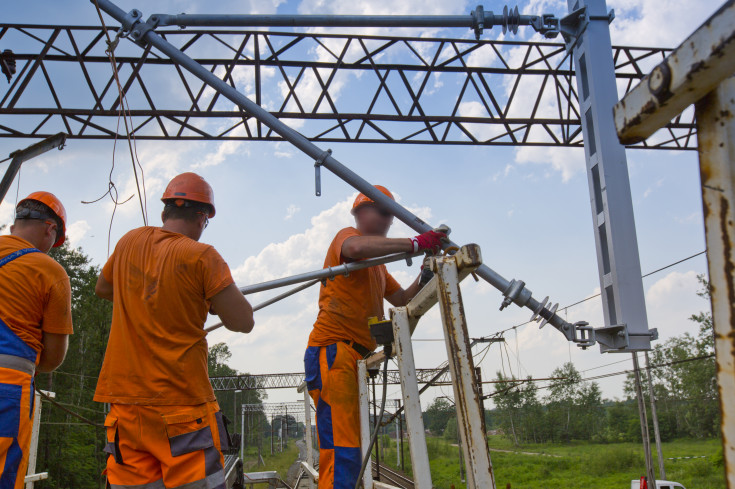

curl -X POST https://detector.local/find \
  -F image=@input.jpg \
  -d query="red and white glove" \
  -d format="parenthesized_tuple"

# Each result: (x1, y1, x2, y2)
(410, 230, 447, 253)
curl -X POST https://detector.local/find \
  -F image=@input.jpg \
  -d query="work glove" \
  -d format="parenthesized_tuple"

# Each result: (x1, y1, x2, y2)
(411, 230, 447, 254)
(419, 255, 434, 287)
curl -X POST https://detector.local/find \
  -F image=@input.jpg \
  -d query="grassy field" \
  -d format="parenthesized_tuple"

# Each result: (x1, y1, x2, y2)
(241, 440, 301, 482)
(377, 435, 725, 489)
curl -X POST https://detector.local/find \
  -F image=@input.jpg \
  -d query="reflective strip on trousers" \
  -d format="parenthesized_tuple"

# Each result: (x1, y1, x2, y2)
(167, 470, 226, 489)
(0, 354, 35, 376)
(108, 479, 165, 489)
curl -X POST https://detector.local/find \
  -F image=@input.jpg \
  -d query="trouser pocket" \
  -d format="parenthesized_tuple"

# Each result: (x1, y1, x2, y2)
(162, 405, 214, 457)
(214, 411, 233, 453)
(103, 413, 123, 465)
(163, 404, 224, 484)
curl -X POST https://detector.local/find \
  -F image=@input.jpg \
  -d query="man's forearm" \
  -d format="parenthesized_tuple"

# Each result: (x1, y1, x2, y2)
(342, 236, 412, 260)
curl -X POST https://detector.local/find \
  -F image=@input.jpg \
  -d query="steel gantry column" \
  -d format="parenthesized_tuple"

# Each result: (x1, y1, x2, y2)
(564, 0, 655, 352)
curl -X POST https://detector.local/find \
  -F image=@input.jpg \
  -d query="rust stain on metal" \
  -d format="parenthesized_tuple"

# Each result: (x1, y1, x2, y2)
(718, 195, 735, 341)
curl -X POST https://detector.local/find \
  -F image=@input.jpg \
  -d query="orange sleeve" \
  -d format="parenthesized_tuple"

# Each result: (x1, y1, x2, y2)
(42, 277, 73, 335)
(102, 234, 124, 282)
(199, 247, 235, 300)
(101, 253, 114, 282)
(384, 268, 401, 297)
(333, 227, 361, 264)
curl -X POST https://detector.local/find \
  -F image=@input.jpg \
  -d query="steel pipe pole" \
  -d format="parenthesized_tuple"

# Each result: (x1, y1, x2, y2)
(147, 9, 544, 33)
(0, 133, 66, 206)
(93, 0, 584, 345)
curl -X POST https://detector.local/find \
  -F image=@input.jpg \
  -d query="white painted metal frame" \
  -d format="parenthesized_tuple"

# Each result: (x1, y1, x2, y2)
(434, 255, 495, 489)
(25, 390, 53, 488)
(357, 360, 375, 489)
(358, 245, 491, 488)
(297, 381, 317, 488)
(695, 76, 735, 489)
(613, 1, 735, 485)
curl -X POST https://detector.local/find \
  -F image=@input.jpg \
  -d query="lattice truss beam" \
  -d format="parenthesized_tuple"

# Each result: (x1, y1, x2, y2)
(0, 24, 695, 149)
(209, 368, 450, 391)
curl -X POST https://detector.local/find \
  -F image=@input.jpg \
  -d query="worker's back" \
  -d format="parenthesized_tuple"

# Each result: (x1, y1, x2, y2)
(94, 226, 234, 406)
(0, 234, 71, 358)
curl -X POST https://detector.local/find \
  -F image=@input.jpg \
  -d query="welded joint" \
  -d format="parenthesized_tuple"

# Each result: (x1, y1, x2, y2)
(314, 149, 331, 197)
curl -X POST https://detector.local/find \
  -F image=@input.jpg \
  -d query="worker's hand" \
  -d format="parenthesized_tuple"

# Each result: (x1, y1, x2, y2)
(411, 230, 447, 254)
(419, 259, 434, 287)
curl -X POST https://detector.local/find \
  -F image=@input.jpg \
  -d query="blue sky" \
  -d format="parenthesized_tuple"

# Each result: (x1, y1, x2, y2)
(0, 0, 719, 408)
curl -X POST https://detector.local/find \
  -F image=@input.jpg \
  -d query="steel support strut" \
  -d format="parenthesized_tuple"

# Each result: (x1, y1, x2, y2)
(93, 0, 593, 348)
(434, 253, 495, 488)
(566, 0, 654, 352)
(696, 76, 735, 489)
(0, 133, 66, 206)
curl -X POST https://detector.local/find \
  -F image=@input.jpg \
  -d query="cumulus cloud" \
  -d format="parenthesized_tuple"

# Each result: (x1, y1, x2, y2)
(214, 193, 434, 378)
(66, 220, 91, 248)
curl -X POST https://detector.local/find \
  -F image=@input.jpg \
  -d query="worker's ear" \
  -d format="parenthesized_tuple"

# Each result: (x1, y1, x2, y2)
(46, 222, 57, 243)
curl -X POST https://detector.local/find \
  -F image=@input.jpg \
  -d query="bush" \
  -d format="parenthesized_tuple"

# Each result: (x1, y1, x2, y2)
(586, 446, 643, 475)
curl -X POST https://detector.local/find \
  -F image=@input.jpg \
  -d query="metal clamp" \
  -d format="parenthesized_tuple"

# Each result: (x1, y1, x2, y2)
(500, 279, 525, 311)
(471, 5, 485, 40)
(314, 149, 332, 197)
(127, 9, 155, 47)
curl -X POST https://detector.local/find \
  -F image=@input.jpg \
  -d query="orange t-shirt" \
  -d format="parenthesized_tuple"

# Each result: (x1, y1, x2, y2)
(308, 227, 401, 351)
(93, 227, 234, 405)
(0, 235, 73, 356)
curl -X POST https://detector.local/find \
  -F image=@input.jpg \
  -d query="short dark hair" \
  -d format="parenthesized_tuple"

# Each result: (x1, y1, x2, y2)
(162, 200, 211, 223)
(15, 199, 63, 235)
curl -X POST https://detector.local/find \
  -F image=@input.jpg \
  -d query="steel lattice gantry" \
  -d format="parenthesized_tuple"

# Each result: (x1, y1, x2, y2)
(209, 368, 451, 391)
(0, 24, 694, 149)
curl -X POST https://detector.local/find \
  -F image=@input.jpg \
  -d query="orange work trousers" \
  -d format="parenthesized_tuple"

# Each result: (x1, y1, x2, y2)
(304, 342, 363, 489)
(0, 365, 35, 489)
(104, 401, 231, 489)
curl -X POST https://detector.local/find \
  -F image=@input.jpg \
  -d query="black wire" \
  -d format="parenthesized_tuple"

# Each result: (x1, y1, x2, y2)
(488, 249, 707, 338)
(355, 346, 391, 489)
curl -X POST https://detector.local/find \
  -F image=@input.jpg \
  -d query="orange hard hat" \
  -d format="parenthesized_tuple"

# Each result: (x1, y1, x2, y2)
(161, 172, 215, 217)
(351, 185, 394, 215)
(17, 191, 67, 247)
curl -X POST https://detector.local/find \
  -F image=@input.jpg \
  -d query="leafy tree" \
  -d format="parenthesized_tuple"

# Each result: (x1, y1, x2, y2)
(37, 243, 112, 489)
(423, 397, 454, 435)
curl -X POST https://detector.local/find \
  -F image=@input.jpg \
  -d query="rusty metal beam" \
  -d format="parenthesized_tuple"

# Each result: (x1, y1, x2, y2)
(433, 251, 494, 489)
(696, 76, 735, 489)
(614, 0, 735, 144)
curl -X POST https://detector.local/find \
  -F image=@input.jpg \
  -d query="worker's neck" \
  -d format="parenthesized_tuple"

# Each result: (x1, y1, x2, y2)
(161, 220, 201, 241)
(10, 228, 47, 252)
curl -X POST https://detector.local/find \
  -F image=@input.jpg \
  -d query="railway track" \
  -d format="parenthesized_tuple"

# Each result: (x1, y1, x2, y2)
(372, 461, 414, 489)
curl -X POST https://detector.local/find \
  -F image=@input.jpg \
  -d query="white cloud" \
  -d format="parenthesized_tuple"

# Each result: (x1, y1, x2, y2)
(193, 140, 248, 170)
(645, 270, 705, 338)
(514, 146, 585, 182)
(66, 220, 91, 248)
(284, 204, 300, 220)
(642, 177, 664, 198)
(215, 193, 434, 381)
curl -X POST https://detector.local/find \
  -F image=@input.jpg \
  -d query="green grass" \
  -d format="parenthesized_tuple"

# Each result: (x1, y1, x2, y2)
(376, 435, 725, 489)
(241, 440, 300, 481)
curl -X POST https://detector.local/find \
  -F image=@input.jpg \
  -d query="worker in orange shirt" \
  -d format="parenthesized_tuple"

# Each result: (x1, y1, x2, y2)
(304, 185, 445, 489)
(94, 172, 254, 489)
(0, 191, 72, 489)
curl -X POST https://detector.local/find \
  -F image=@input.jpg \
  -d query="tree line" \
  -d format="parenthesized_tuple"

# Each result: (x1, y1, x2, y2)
(423, 276, 719, 446)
